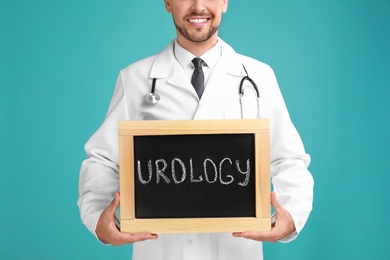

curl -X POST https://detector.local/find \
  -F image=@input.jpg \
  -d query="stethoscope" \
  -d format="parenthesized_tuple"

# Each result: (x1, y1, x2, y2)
(239, 65, 260, 119)
(144, 65, 260, 119)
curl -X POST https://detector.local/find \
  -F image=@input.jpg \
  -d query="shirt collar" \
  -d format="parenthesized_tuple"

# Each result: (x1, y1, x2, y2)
(150, 39, 248, 79)
(173, 39, 222, 70)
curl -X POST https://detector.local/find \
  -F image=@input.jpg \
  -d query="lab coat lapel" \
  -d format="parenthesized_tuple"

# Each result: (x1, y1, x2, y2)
(201, 40, 247, 103)
(149, 41, 196, 96)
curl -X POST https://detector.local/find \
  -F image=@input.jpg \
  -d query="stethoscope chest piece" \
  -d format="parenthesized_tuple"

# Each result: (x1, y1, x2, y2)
(144, 93, 160, 104)
(144, 78, 160, 104)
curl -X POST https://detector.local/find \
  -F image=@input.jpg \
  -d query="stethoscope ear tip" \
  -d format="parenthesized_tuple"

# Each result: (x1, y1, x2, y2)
(144, 93, 160, 104)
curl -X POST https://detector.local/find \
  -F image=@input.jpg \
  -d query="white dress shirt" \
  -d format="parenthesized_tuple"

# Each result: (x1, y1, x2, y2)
(173, 39, 222, 87)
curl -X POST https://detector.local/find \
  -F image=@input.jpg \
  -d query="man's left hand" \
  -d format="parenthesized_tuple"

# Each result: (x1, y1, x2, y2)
(232, 192, 295, 242)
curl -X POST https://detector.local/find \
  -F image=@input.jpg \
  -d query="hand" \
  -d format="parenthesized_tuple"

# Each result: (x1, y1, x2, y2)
(233, 192, 295, 242)
(96, 192, 158, 246)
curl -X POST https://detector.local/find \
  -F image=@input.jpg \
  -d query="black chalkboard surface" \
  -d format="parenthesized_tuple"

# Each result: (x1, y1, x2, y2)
(119, 119, 271, 234)
(134, 133, 255, 218)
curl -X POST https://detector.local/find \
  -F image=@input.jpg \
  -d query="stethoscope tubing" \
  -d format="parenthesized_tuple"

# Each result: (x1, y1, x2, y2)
(239, 75, 260, 119)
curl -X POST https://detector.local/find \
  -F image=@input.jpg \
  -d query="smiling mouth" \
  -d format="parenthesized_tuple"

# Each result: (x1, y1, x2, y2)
(188, 18, 209, 24)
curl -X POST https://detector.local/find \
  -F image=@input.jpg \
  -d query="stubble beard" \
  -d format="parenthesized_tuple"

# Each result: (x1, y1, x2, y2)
(174, 19, 220, 44)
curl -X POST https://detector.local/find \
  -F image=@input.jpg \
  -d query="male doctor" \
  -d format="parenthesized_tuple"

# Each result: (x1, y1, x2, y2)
(78, 0, 314, 259)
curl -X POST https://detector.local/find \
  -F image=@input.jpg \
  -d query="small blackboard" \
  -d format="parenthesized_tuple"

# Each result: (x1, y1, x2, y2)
(119, 119, 270, 234)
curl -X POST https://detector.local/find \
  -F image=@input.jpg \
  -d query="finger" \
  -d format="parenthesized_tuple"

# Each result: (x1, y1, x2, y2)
(129, 233, 159, 241)
(113, 232, 158, 246)
(233, 230, 277, 243)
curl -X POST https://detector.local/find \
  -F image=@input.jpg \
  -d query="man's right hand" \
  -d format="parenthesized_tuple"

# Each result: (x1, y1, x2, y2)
(96, 192, 158, 246)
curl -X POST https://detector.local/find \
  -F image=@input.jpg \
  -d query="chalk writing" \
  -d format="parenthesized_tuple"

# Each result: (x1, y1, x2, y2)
(137, 157, 251, 186)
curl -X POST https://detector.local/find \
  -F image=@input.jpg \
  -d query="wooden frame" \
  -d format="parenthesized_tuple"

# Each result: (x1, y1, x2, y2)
(119, 119, 270, 234)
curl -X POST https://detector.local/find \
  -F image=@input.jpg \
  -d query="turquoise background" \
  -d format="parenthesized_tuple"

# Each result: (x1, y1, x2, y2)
(1, 0, 389, 259)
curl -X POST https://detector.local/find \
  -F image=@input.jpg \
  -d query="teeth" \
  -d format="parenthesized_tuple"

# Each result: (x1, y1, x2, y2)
(189, 18, 207, 23)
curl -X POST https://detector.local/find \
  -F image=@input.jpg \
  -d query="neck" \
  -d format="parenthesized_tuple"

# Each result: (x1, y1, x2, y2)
(177, 33, 219, 57)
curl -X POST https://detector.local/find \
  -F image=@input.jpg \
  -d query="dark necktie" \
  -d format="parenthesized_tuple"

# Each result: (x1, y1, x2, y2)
(191, 58, 205, 99)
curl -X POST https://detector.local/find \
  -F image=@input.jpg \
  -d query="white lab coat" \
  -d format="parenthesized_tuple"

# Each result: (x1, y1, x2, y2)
(78, 39, 314, 260)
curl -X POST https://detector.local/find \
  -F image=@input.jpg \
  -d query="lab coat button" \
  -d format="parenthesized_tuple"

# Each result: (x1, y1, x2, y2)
(187, 239, 193, 244)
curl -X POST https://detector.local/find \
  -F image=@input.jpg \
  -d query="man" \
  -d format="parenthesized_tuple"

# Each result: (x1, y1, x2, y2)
(78, 0, 314, 259)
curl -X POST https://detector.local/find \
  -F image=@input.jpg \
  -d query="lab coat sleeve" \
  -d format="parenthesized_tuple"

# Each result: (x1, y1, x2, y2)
(264, 66, 314, 243)
(77, 71, 129, 241)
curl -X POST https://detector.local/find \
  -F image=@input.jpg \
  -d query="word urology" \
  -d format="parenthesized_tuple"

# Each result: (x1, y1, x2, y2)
(137, 157, 251, 187)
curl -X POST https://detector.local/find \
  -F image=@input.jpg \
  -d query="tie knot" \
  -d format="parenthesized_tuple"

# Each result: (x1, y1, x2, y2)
(192, 57, 203, 69)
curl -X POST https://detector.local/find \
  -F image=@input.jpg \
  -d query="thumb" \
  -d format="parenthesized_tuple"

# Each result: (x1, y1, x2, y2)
(271, 191, 283, 213)
(107, 192, 120, 215)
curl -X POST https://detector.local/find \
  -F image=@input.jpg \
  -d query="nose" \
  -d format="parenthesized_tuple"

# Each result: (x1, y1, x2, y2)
(191, 0, 206, 13)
